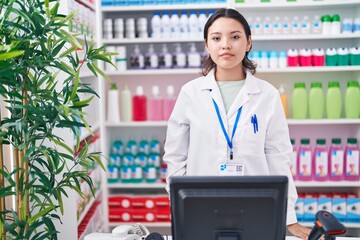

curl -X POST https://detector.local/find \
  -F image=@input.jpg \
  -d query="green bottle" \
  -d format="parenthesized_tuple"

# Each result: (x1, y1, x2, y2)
(344, 81, 360, 118)
(326, 81, 342, 119)
(309, 82, 325, 119)
(292, 82, 308, 119)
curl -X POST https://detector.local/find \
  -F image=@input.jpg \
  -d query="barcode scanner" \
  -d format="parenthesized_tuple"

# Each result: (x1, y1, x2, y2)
(308, 210, 347, 240)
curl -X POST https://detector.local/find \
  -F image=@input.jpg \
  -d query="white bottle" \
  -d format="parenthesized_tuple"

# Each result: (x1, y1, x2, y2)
(260, 51, 269, 69)
(179, 11, 189, 38)
(173, 44, 186, 68)
(247, 17, 254, 33)
(107, 83, 121, 123)
(198, 10, 207, 38)
(145, 44, 158, 69)
(291, 16, 300, 34)
(342, 18, 353, 34)
(170, 11, 180, 39)
(161, 12, 171, 39)
(159, 44, 172, 68)
(301, 16, 311, 34)
(163, 85, 176, 121)
(282, 16, 291, 34)
(354, 17, 360, 33)
(187, 43, 201, 68)
(254, 17, 263, 35)
(312, 15, 322, 34)
(120, 85, 132, 122)
(130, 44, 144, 69)
(151, 11, 161, 38)
(188, 10, 198, 36)
(269, 51, 278, 69)
(263, 17, 272, 35)
(272, 16, 282, 35)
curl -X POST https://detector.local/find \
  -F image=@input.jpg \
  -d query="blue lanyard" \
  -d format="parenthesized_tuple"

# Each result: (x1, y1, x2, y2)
(212, 99, 242, 160)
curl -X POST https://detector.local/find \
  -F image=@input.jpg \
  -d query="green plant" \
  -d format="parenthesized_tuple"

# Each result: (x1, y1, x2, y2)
(0, 0, 114, 239)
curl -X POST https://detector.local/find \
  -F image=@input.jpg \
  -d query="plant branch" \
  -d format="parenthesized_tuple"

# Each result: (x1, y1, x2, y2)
(0, 110, 6, 239)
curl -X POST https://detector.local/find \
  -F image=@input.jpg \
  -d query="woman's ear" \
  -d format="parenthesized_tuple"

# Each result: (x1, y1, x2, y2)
(204, 40, 210, 54)
(246, 35, 252, 52)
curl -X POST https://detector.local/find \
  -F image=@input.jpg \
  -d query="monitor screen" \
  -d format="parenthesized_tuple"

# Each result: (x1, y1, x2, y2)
(169, 176, 288, 240)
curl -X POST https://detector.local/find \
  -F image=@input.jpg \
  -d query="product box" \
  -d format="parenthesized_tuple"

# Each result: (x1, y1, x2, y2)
(156, 210, 171, 222)
(131, 196, 156, 209)
(295, 195, 304, 222)
(155, 196, 171, 210)
(108, 209, 133, 222)
(131, 209, 156, 222)
(347, 197, 360, 223)
(318, 193, 332, 212)
(332, 194, 347, 222)
(108, 195, 132, 209)
(303, 195, 318, 222)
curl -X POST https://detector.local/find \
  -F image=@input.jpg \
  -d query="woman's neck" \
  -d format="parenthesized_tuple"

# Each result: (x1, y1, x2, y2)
(215, 66, 246, 82)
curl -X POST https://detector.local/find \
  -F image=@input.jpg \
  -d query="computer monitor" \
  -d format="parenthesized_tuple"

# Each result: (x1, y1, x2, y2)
(169, 176, 288, 240)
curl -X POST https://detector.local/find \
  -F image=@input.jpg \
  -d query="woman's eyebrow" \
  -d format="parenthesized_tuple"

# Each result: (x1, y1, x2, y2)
(209, 30, 243, 35)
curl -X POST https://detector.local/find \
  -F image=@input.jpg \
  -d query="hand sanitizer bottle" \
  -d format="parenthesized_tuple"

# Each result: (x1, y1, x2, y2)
(145, 44, 159, 69)
(173, 43, 186, 68)
(130, 44, 144, 69)
(187, 43, 201, 68)
(159, 44, 172, 68)
(163, 85, 176, 121)
(148, 85, 163, 121)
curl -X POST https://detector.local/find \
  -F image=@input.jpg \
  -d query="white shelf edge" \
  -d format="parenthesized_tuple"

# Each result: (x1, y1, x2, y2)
(233, 0, 360, 9)
(102, 33, 360, 44)
(77, 189, 102, 225)
(257, 66, 360, 73)
(106, 121, 168, 127)
(109, 222, 170, 228)
(287, 119, 360, 125)
(101, 3, 227, 12)
(295, 181, 360, 187)
(301, 222, 360, 228)
(108, 182, 167, 189)
(79, 122, 101, 142)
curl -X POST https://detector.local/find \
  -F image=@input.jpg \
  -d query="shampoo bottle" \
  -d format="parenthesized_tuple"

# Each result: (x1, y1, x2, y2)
(297, 138, 312, 181)
(163, 85, 176, 121)
(120, 85, 132, 122)
(344, 81, 360, 118)
(344, 138, 359, 181)
(148, 85, 163, 121)
(278, 84, 288, 118)
(309, 82, 325, 119)
(187, 43, 201, 68)
(292, 82, 308, 119)
(313, 139, 328, 181)
(107, 83, 121, 123)
(329, 138, 344, 181)
(132, 85, 147, 121)
(326, 81, 342, 119)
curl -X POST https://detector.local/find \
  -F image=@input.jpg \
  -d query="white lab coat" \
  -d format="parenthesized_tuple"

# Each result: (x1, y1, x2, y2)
(163, 69, 298, 225)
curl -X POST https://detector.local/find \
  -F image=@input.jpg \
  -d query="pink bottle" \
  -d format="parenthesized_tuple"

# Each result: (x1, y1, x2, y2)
(148, 85, 163, 121)
(329, 138, 344, 181)
(287, 48, 299, 67)
(132, 86, 147, 121)
(290, 139, 298, 181)
(162, 85, 176, 121)
(299, 48, 312, 67)
(344, 138, 359, 181)
(297, 138, 312, 181)
(313, 139, 328, 181)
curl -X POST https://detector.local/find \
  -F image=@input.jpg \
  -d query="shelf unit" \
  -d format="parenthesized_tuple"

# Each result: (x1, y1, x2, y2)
(97, 0, 360, 237)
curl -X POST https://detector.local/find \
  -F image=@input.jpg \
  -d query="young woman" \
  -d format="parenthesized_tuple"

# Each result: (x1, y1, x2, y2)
(163, 8, 310, 239)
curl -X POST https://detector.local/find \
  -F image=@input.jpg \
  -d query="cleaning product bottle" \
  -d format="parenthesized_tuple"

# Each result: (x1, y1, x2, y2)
(313, 139, 328, 181)
(344, 81, 360, 118)
(349, 47, 360, 65)
(107, 83, 121, 123)
(160, 160, 168, 183)
(151, 11, 161, 38)
(144, 159, 157, 183)
(161, 11, 171, 39)
(148, 85, 163, 121)
(163, 85, 176, 121)
(329, 138, 344, 181)
(292, 82, 308, 119)
(187, 43, 201, 68)
(326, 81, 342, 119)
(312, 15, 322, 34)
(170, 11, 180, 39)
(120, 85, 132, 122)
(297, 138, 312, 181)
(325, 48, 338, 66)
(132, 85, 147, 121)
(145, 44, 159, 69)
(179, 11, 189, 38)
(344, 138, 359, 181)
(337, 47, 349, 66)
(159, 44, 172, 68)
(173, 43, 186, 68)
(321, 15, 332, 34)
(290, 139, 297, 181)
(198, 10, 207, 37)
(130, 44, 144, 69)
(278, 84, 288, 118)
(309, 82, 325, 119)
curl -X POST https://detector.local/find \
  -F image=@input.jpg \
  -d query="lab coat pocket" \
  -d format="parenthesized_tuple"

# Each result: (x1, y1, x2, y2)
(237, 122, 265, 156)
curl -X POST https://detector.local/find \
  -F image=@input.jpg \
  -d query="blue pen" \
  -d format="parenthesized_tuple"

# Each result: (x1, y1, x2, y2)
(254, 114, 258, 133)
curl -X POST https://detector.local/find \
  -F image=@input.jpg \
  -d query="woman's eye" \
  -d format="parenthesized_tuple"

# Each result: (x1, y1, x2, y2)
(232, 35, 240, 40)
(212, 37, 220, 41)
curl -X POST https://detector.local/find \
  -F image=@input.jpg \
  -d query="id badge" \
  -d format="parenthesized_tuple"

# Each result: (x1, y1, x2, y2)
(219, 163, 244, 176)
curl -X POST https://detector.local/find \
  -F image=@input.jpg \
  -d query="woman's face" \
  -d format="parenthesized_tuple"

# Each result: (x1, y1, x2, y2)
(205, 17, 252, 71)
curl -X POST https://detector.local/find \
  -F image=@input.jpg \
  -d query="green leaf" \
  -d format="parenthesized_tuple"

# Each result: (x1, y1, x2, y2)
(28, 206, 55, 225)
(0, 50, 24, 61)
(59, 29, 82, 49)
(70, 70, 80, 100)
(48, 137, 73, 154)
(89, 62, 109, 80)
(72, 96, 94, 108)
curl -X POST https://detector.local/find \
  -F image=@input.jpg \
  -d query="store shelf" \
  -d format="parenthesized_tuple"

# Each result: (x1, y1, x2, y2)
(295, 181, 360, 188)
(108, 182, 166, 189)
(78, 189, 102, 225)
(233, 0, 360, 10)
(102, 33, 360, 44)
(101, 3, 227, 12)
(109, 222, 170, 228)
(287, 119, 360, 125)
(301, 222, 360, 229)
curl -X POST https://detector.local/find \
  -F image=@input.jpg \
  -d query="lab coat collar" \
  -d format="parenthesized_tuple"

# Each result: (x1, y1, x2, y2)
(200, 69, 262, 118)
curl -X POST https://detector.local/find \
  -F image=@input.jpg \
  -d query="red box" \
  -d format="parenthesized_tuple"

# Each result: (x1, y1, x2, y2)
(156, 210, 171, 222)
(108, 209, 133, 222)
(131, 209, 156, 222)
(108, 196, 132, 209)
(131, 197, 155, 209)
(155, 196, 170, 210)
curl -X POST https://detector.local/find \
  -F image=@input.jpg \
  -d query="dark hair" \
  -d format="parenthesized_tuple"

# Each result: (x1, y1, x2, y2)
(202, 8, 256, 76)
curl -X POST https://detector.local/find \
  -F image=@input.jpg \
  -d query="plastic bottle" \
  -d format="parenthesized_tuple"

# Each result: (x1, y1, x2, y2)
(344, 138, 359, 181)
(282, 16, 291, 34)
(287, 48, 299, 67)
(342, 18, 353, 34)
(139, 139, 150, 154)
(291, 16, 300, 34)
(326, 81, 342, 119)
(337, 47, 349, 66)
(188, 10, 198, 37)
(299, 48, 312, 67)
(297, 138, 312, 181)
(158, 44, 172, 68)
(132, 161, 143, 183)
(173, 43, 186, 68)
(331, 14, 341, 34)
(278, 51, 287, 68)
(198, 10, 207, 38)
(145, 44, 158, 69)
(254, 17, 263, 35)
(329, 138, 344, 181)
(292, 82, 308, 119)
(354, 17, 360, 33)
(290, 139, 297, 181)
(349, 47, 360, 66)
(151, 11, 161, 38)
(148, 85, 163, 121)
(272, 16, 282, 35)
(144, 161, 157, 183)
(187, 43, 201, 68)
(107, 83, 121, 123)
(269, 51, 278, 69)
(263, 17, 272, 35)
(260, 51, 269, 69)
(130, 44, 144, 69)
(160, 161, 168, 183)
(344, 81, 360, 119)
(309, 82, 325, 119)
(179, 11, 189, 38)
(312, 15, 322, 34)
(170, 11, 180, 39)
(325, 48, 338, 66)
(321, 15, 332, 34)
(300, 16, 311, 34)
(278, 84, 288, 118)
(313, 139, 328, 181)
(161, 11, 171, 39)
(163, 85, 176, 121)
(148, 152, 161, 169)
(312, 48, 325, 66)
(132, 86, 147, 121)
(120, 85, 132, 122)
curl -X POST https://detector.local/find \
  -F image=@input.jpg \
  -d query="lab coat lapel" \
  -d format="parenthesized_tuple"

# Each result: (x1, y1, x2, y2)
(227, 73, 260, 118)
